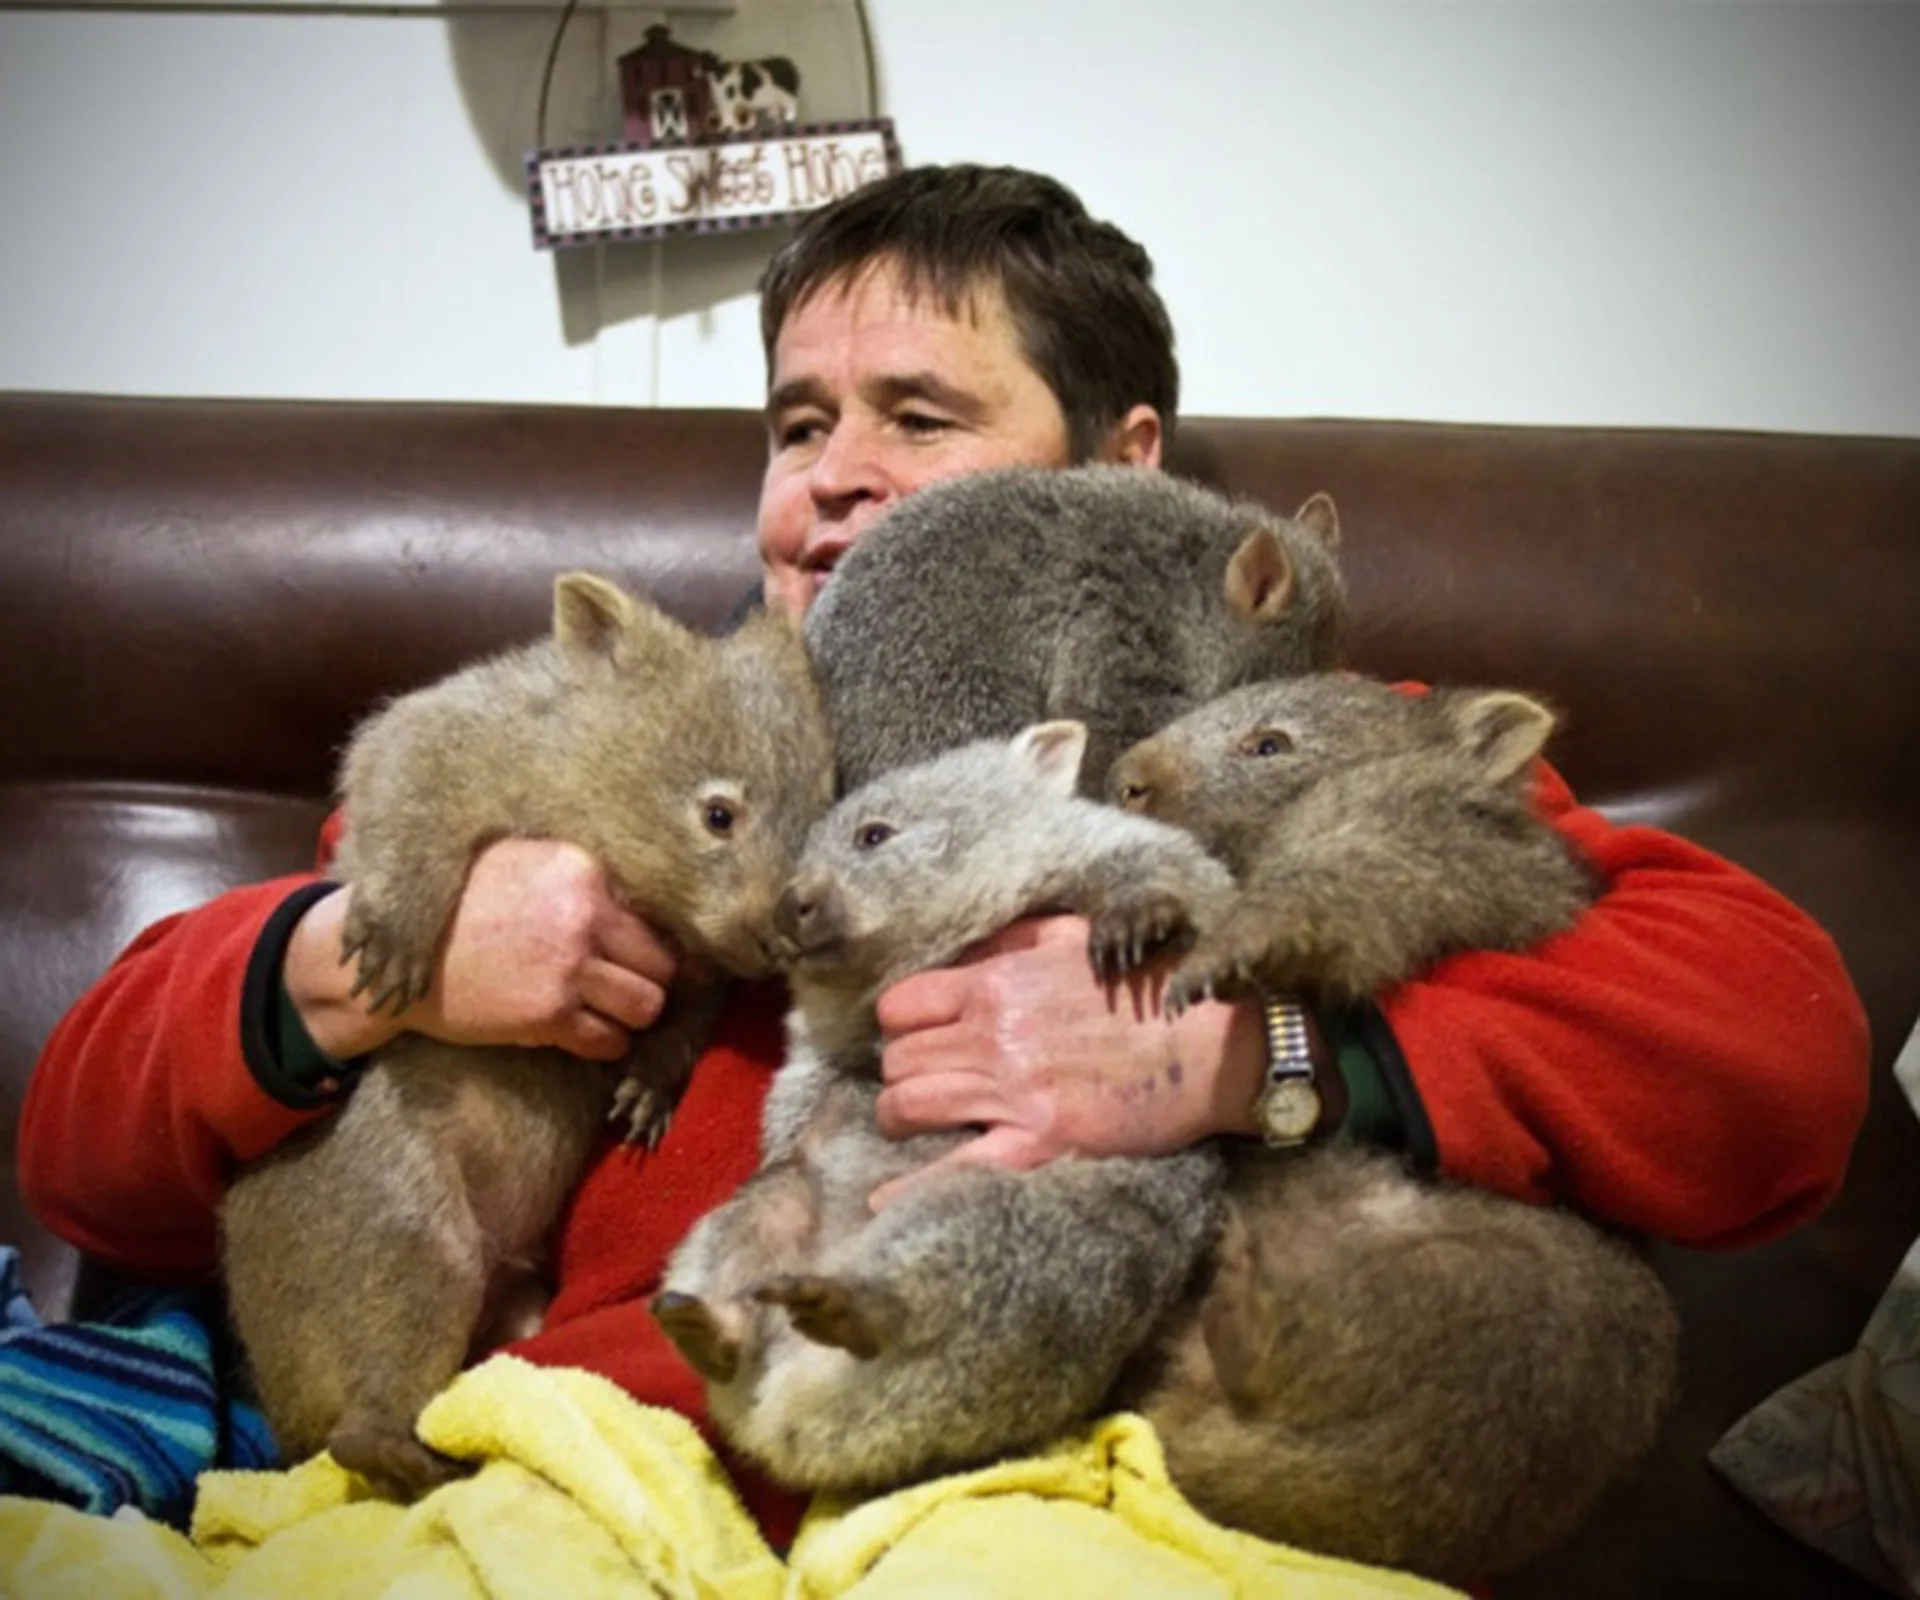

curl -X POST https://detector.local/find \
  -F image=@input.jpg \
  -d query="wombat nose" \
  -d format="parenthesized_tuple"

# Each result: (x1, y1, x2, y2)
(1110, 745, 1172, 814)
(773, 886, 814, 944)
(1111, 759, 1158, 812)
(775, 879, 845, 957)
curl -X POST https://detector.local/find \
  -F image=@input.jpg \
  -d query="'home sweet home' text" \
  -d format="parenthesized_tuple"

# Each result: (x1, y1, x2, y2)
(532, 127, 895, 247)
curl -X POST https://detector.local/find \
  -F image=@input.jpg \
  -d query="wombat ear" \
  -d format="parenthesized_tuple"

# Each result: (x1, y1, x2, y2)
(1223, 527, 1296, 622)
(554, 572, 634, 654)
(1292, 492, 1341, 551)
(554, 572, 690, 668)
(1447, 690, 1557, 783)
(1012, 721, 1089, 796)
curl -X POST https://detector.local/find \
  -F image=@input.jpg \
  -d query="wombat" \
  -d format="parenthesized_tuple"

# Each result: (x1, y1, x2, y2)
(220, 572, 835, 1500)
(1109, 674, 1600, 1010)
(1106, 673, 1680, 1583)
(804, 464, 1347, 795)
(652, 720, 1235, 1492)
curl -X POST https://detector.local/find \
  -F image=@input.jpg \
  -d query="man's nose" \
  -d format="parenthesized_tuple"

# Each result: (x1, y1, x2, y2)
(809, 419, 892, 511)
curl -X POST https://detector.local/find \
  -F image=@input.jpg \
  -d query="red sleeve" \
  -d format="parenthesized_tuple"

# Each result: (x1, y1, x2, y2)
(17, 814, 350, 1281)
(1382, 762, 1869, 1249)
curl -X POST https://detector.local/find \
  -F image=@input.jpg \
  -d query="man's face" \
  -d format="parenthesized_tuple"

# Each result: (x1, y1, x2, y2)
(756, 258, 1076, 620)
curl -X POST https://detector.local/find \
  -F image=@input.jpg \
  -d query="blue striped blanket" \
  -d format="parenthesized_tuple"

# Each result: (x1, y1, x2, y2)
(0, 1245, 278, 1527)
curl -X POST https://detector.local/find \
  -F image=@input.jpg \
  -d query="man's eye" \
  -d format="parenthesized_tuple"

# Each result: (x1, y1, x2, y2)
(896, 412, 951, 436)
(774, 416, 826, 450)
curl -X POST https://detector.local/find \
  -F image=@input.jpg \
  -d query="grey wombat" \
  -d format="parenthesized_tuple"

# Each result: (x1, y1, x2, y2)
(653, 720, 1234, 1491)
(1107, 674, 1679, 1583)
(220, 573, 835, 1500)
(804, 464, 1346, 794)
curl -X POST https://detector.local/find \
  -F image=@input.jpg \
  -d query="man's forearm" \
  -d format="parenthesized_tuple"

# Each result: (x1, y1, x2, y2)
(1176, 996, 1269, 1140)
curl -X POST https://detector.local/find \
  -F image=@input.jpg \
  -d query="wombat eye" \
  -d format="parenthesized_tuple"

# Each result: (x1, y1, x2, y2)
(703, 801, 737, 836)
(855, 822, 896, 850)
(1238, 729, 1294, 758)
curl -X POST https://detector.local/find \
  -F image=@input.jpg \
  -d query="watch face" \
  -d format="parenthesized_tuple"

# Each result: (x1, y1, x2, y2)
(1259, 1076, 1323, 1144)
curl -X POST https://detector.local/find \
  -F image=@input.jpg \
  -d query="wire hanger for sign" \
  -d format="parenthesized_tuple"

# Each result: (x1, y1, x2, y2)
(524, 5, 895, 252)
(535, 0, 583, 155)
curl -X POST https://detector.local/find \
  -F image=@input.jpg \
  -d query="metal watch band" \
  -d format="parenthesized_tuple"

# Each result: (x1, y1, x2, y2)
(1257, 993, 1323, 1147)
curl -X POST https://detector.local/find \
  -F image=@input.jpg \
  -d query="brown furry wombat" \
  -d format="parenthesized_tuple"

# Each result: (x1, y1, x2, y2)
(220, 573, 835, 1500)
(1106, 673, 1680, 1584)
(804, 464, 1346, 795)
(1111, 673, 1599, 1010)
(652, 720, 1234, 1492)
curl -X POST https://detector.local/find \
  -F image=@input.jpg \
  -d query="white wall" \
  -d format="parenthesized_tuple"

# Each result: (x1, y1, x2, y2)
(1, 1, 1915, 435)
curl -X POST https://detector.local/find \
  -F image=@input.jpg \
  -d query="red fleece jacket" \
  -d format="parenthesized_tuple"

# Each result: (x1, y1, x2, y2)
(18, 760, 1871, 1542)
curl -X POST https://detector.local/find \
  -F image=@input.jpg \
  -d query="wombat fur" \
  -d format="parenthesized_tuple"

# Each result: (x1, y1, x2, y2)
(1106, 673, 1680, 1583)
(804, 464, 1346, 795)
(220, 572, 835, 1500)
(652, 720, 1235, 1492)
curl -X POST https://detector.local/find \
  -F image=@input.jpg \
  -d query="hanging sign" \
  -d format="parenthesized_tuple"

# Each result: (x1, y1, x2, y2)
(526, 120, 900, 251)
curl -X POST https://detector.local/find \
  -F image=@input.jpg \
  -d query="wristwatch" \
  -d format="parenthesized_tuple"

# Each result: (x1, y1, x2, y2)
(1253, 993, 1325, 1147)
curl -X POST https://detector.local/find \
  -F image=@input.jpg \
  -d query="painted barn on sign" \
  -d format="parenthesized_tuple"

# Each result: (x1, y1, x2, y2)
(617, 23, 804, 146)
(617, 25, 716, 145)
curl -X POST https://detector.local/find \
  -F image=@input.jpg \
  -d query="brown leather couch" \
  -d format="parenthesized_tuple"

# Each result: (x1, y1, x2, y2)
(3, 391, 1916, 1596)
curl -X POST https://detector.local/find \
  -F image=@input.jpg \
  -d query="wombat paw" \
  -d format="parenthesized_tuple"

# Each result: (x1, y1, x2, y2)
(338, 903, 437, 1017)
(328, 1426, 470, 1503)
(1087, 891, 1195, 982)
(651, 1290, 741, 1383)
(1152, 960, 1228, 1014)
(609, 1074, 678, 1149)
(1164, 951, 1258, 1016)
(754, 1275, 900, 1360)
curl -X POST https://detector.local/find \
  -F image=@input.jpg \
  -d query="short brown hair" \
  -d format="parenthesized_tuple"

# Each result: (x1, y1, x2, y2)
(759, 164, 1179, 461)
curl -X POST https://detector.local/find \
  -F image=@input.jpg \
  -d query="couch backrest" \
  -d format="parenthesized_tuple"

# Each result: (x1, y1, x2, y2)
(3, 392, 1917, 1592)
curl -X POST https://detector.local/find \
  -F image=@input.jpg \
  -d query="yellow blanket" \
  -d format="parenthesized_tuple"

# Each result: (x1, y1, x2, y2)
(0, 1354, 1461, 1599)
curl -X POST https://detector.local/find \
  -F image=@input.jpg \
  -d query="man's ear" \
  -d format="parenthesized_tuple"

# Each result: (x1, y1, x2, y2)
(1098, 404, 1163, 469)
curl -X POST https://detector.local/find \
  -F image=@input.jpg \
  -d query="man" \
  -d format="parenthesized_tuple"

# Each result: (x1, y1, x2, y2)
(19, 165, 1869, 1541)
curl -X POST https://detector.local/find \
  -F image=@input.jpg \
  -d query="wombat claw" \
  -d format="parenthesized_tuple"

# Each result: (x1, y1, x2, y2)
(339, 919, 435, 1018)
(1165, 953, 1257, 1016)
(1087, 892, 1193, 983)
(754, 1275, 894, 1359)
(609, 1075, 675, 1149)
(1162, 970, 1209, 1016)
(651, 1291, 741, 1383)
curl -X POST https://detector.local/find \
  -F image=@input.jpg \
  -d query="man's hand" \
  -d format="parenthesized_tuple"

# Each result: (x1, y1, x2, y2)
(869, 915, 1268, 1205)
(286, 839, 679, 1063)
